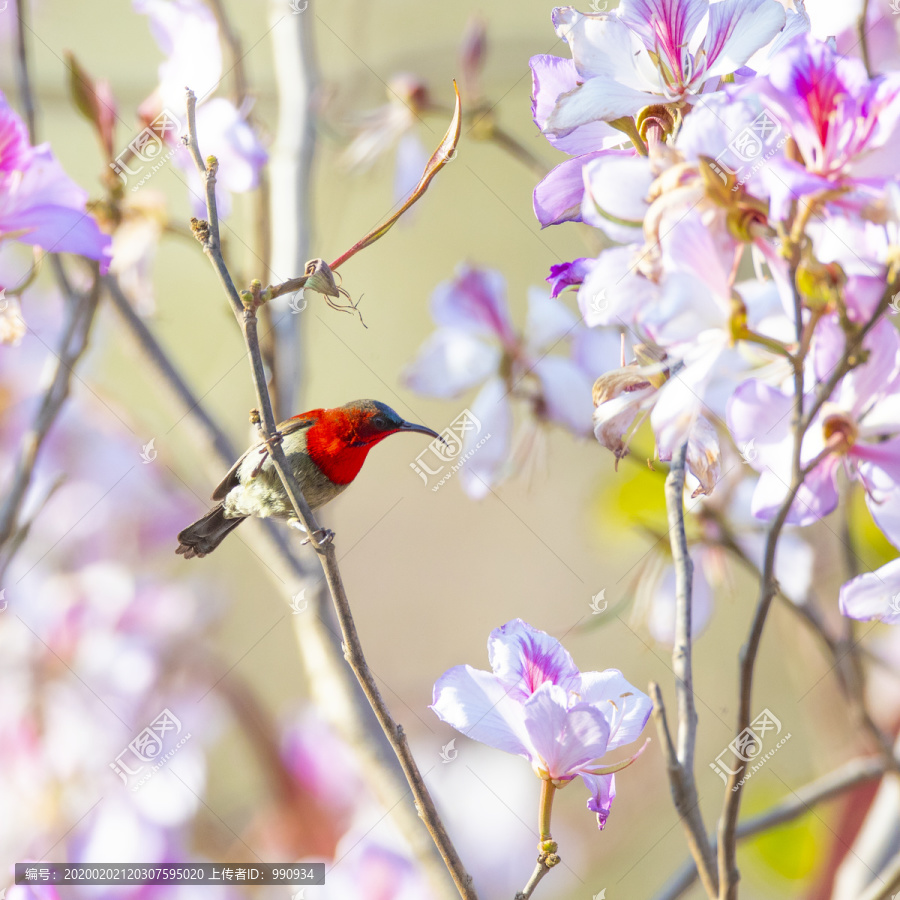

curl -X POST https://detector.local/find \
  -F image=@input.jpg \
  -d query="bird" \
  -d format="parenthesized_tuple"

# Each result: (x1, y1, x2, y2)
(176, 399, 441, 559)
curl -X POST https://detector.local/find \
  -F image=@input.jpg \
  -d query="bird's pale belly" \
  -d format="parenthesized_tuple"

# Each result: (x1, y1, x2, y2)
(222, 448, 350, 519)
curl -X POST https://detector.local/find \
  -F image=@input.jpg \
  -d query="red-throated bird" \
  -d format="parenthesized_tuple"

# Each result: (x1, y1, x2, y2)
(176, 399, 441, 558)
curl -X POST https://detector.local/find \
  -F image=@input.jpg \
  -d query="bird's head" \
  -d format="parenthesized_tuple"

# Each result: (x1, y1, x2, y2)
(304, 400, 442, 486)
(341, 399, 442, 446)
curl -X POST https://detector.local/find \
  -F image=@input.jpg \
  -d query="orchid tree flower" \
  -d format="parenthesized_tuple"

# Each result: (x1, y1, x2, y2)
(432, 619, 652, 843)
(402, 265, 601, 498)
(542, 0, 786, 138)
(341, 73, 431, 206)
(134, 0, 267, 217)
(728, 318, 900, 526)
(746, 34, 900, 222)
(0, 93, 110, 271)
(840, 488, 900, 624)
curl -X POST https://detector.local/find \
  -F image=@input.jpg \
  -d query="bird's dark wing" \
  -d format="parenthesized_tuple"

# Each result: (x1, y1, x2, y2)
(210, 413, 317, 501)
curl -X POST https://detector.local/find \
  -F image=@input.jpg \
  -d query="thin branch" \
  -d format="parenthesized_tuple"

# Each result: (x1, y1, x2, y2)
(858, 0, 873, 79)
(716, 273, 897, 899)
(653, 755, 889, 900)
(13, 0, 36, 138)
(514, 861, 553, 900)
(104, 272, 454, 891)
(183, 88, 478, 900)
(656, 442, 719, 897)
(0, 271, 101, 550)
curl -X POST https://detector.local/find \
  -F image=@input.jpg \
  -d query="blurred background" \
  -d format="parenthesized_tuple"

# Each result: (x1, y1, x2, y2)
(2, 0, 900, 898)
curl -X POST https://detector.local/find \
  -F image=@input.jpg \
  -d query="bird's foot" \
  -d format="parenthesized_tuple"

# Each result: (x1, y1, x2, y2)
(301, 528, 334, 548)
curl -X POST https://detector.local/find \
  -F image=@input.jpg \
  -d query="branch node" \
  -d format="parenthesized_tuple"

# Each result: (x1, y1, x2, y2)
(190, 217, 209, 245)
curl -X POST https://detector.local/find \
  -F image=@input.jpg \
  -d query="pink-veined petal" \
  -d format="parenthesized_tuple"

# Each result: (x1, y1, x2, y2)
(431, 265, 516, 347)
(487, 619, 581, 700)
(702, 0, 786, 81)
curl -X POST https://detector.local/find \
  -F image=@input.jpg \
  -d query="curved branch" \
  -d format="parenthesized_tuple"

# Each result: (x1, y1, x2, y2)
(183, 88, 478, 900)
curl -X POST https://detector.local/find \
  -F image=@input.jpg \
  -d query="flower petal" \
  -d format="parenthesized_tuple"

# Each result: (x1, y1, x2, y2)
(487, 619, 581, 700)
(582, 154, 652, 244)
(533, 355, 595, 435)
(577, 670, 653, 750)
(534, 151, 606, 227)
(581, 772, 616, 830)
(458, 377, 513, 499)
(703, 0, 786, 81)
(402, 329, 500, 399)
(839, 558, 900, 625)
(523, 683, 611, 779)
(431, 665, 532, 758)
(432, 265, 516, 347)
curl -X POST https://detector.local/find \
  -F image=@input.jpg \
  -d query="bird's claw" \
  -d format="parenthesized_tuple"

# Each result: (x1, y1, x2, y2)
(301, 528, 335, 548)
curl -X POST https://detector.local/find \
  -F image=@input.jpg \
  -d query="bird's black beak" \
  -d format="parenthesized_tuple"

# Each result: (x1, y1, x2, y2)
(399, 420, 447, 445)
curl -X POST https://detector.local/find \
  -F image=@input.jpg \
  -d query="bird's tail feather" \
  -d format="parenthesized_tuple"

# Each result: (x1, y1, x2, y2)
(176, 504, 246, 559)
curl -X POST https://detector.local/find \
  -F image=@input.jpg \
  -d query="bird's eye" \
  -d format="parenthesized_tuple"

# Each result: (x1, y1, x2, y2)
(372, 416, 387, 429)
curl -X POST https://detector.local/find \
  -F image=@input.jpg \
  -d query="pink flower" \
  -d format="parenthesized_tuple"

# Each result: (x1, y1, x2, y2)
(728, 318, 900, 526)
(543, 0, 786, 136)
(432, 619, 651, 830)
(403, 265, 599, 497)
(0, 93, 110, 270)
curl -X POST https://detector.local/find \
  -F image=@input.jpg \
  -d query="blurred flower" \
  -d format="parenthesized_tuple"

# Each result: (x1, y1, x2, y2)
(728, 318, 900, 525)
(342, 74, 430, 205)
(403, 265, 599, 497)
(432, 619, 651, 829)
(135, 0, 266, 217)
(840, 488, 900, 623)
(0, 92, 111, 271)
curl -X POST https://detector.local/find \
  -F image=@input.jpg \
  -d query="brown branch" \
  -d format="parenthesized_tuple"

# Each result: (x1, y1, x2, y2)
(0, 270, 101, 552)
(514, 860, 553, 900)
(183, 87, 477, 900)
(653, 754, 889, 900)
(858, 0, 873, 78)
(656, 442, 719, 897)
(716, 272, 897, 898)
(103, 272, 455, 889)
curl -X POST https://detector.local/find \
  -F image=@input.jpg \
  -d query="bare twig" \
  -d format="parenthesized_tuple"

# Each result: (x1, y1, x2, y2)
(655, 442, 719, 897)
(514, 861, 553, 900)
(716, 272, 896, 898)
(653, 755, 889, 900)
(13, 0, 36, 137)
(858, 0, 873, 78)
(104, 271, 454, 891)
(0, 271, 101, 550)
(183, 88, 477, 900)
